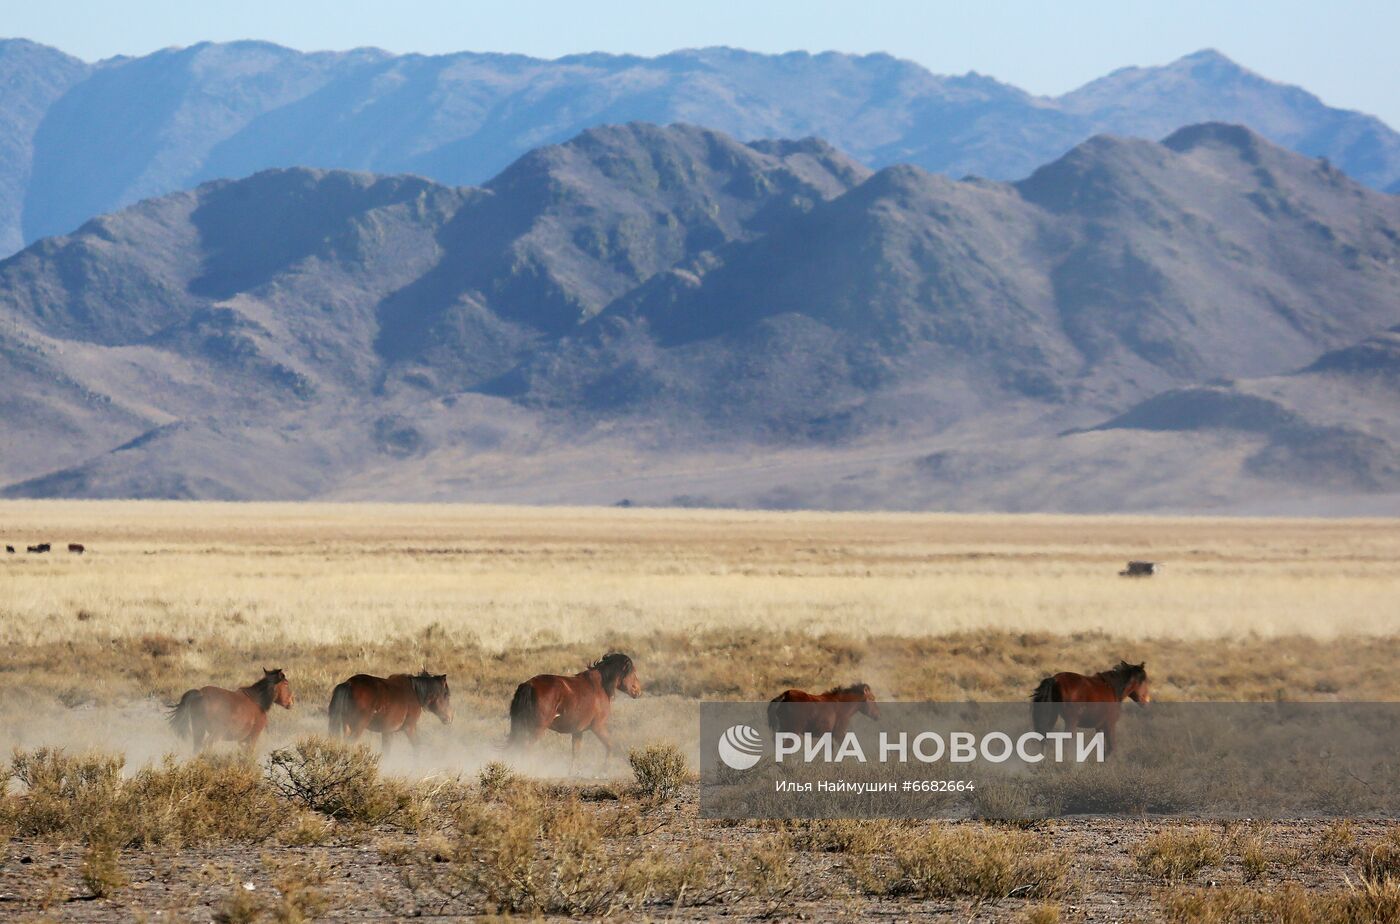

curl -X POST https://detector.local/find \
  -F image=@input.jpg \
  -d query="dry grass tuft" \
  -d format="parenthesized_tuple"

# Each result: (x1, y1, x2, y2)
(1135, 827, 1227, 882)
(854, 824, 1068, 902)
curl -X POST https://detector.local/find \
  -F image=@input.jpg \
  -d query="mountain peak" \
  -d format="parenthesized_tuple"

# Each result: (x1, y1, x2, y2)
(1162, 121, 1266, 155)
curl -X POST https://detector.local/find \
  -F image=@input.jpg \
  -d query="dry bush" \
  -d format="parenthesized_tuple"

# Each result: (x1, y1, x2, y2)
(80, 839, 127, 898)
(1039, 762, 1190, 816)
(854, 824, 1068, 902)
(5, 748, 124, 840)
(1163, 878, 1400, 923)
(1135, 827, 1226, 882)
(4, 748, 289, 848)
(1310, 819, 1360, 863)
(628, 743, 689, 799)
(783, 819, 903, 854)
(266, 736, 412, 826)
(266, 858, 334, 923)
(384, 784, 715, 916)
(1356, 830, 1400, 882)
(1236, 832, 1270, 883)
(477, 761, 522, 802)
(1022, 904, 1061, 924)
(125, 754, 283, 847)
(734, 834, 800, 900)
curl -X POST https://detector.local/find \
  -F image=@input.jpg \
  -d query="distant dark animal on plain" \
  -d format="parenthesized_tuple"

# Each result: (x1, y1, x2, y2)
(508, 652, 641, 772)
(68, 543, 85, 554)
(168, 668, 294, 754)
(26, 543, 50, 554)
(1031, 660, 1150, 757)
(767, 683, 881, 738)
(1119, 560, 1156, 577)
(327, 671, 453, 753)
(4, 545, 13, 554)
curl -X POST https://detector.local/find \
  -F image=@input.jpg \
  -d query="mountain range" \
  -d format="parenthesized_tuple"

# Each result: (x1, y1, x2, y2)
(3, 38, 1400, 261)
(2, 119, 1398, 512)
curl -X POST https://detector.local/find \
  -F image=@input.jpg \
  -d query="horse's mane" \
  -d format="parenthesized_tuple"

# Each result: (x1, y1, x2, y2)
(590, 652, 634, 687)
(410, 671, 447, 705)
(242, 669, 285, 711)
(1097, 661, 1147, 698)
(822, 682, 871, 698)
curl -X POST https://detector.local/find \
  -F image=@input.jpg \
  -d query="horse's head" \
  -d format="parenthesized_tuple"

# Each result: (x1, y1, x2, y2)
(1119, 661, 1150, 706)
(594, 652, 641, 698)
(858, 683, 881, 720)
(417, 672, 453, 725)
(265, 668, 293, 709)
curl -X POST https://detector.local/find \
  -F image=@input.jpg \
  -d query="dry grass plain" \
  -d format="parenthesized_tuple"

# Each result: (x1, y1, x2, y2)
(2, 500, 1400, 921)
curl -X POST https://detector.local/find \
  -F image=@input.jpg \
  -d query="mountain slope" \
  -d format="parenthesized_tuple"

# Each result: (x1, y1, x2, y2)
(0, 39, 89, 254)
(1, 123, 1398, 510)
(498, 123, 1400, 432)
(3, 41, 1399, 255)
(0, 124, 867, 487)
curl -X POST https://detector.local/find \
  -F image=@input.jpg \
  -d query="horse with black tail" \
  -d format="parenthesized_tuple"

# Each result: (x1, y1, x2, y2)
(1031, 660, 1150, 757)
(168, 668, 294, 754)
(326, 671, 452, 754)
(507, 652, 641, 773)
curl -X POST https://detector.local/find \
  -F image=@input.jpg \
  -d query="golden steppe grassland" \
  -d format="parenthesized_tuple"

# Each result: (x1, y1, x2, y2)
(3, 500, 1400, 921)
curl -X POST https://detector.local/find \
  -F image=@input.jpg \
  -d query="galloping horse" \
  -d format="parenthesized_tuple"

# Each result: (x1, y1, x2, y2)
(1031, 660, 1150, 756)
(767, 683, 881, 737)
(168, 668, 294, 753)
(507, 652, 641, 772)
(327, 672, 452, 752)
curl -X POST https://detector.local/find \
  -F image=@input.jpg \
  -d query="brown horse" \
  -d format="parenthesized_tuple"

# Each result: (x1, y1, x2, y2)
(168, 668, 294, 753)
(1031, 660, 1150, 756)
(327, 672, 452, 752)
(507, 652, 641, 772)
(767, 683, 881, 738)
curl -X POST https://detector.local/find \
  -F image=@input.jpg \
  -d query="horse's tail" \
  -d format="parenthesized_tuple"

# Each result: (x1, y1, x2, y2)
(506, 681, 537, 749)
(327, 682, 353, 739)
(766, 693, 786, 734)
(167, 689, 202, 740)
(1030, 676, 1060, 734)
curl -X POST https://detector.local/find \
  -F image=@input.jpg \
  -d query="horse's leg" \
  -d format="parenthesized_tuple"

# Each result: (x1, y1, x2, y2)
(244, 714, 267, 756)
(404, 720, 420, 756)
(348, 714, 371, 742)
(590, 723, 614, 776)
(1100, 721, 1117, 759)
(569, 733, 583, 776)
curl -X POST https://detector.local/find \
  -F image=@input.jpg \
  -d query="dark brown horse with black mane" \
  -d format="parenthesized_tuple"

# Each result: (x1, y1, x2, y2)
(168, 668, 294, 753)
(507, 652, 641, 772)
(1031, 660, 1150, 756)
(767, 683, 881, 738)
(327, 672, 452, 752)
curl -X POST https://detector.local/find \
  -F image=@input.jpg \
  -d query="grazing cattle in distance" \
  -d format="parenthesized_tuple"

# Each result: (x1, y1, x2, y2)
(68, 543, 85, 554)
(168, 668, 294, 754)
(4, 545, 13, 554)
(1120, 560, 1157, 577)
(26, 543, 50, 554)
(508, 652, 642, 772)
(327, 671, 453, 753)
(768, 682, 881, 738)
(1031, 660, 1151, 757)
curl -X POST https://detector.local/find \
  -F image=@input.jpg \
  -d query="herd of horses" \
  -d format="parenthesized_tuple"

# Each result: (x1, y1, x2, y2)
(6, 542, 83, 554)
(166, 655, 1151, 764)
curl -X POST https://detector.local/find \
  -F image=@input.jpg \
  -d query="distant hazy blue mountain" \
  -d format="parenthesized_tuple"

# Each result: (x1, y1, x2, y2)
(2, 39, 1398, 253)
